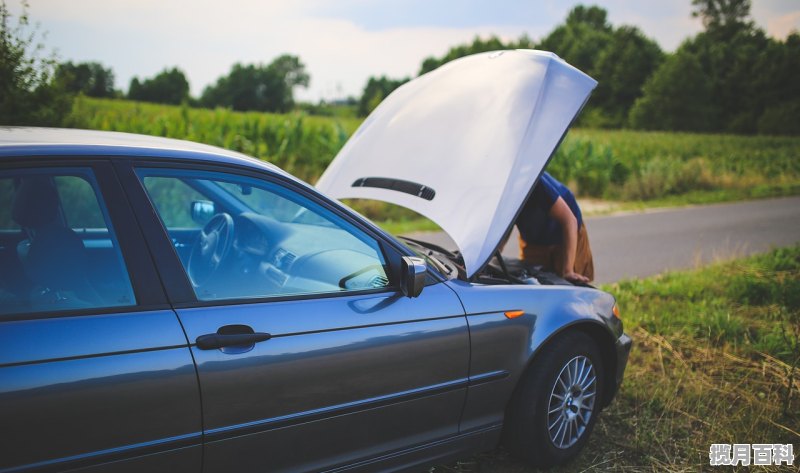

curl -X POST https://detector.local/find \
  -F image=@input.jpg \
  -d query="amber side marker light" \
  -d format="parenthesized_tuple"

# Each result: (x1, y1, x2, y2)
(504, 310, 525, 319)
(612, 304, 621, 319)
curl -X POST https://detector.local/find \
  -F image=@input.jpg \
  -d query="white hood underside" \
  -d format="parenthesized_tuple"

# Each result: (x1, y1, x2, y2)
(316, 50, 597, 277)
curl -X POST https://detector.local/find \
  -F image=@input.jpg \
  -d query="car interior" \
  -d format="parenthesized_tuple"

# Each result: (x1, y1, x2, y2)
(0, 173, 135, 315)
(138, 173, 391, 302)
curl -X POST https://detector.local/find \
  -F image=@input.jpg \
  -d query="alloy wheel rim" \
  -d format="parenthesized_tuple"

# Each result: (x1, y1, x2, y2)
(546, 355, 597, 449)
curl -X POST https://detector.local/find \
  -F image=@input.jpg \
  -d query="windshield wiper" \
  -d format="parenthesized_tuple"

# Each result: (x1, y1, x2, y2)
(399, 237, 457, 278)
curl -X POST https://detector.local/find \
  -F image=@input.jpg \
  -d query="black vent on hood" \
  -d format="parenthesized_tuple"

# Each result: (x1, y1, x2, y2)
(352, 177, 436, 201)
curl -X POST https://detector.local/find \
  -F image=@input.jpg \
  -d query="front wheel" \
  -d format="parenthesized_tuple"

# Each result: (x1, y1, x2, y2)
(503, 331, 604, 467)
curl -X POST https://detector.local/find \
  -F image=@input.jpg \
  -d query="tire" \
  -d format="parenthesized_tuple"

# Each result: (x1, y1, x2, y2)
(503, 331, 604, 468)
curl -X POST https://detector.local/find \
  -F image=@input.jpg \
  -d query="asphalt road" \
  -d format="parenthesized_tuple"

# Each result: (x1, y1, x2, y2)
(410, 196, 800, 284)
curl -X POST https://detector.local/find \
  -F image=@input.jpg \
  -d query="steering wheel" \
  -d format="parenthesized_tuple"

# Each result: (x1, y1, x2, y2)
(188, 213, 235, 287)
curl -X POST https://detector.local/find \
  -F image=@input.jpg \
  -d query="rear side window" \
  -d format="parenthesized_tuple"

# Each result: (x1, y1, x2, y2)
(55, 176, 106, 229)
(0, 178, 17, 230)
(0, 168, 136, 316)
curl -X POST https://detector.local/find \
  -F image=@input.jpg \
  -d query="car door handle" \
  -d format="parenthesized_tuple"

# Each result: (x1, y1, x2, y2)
(195, 331, 272, 350)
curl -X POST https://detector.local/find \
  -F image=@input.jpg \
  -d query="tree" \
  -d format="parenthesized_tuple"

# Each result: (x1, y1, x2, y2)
(537, 5, 613, 74)
(753, 33, 800, 135)
(673, 0, 797, 133)
(588, 26, 663, 127)
(691, 0, 752, 30)
(379, 6, 664, 127)
(56, 61, 115, 98)
(201, 54, 309, 113)
(682, 26, 769, 133)
(537, 5, 663, 127)
(128, 67, 189, 105)
(629, 52, 717, 132)
(267, 55, 309, 93)
(629, 0, 799, 135)
(418, 35, 509, 75)
(0, 0, 70, 125)
(357, 76, 408, 116)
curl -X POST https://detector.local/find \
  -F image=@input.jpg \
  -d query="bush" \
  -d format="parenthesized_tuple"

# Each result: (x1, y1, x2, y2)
(757, 100, 800, 136)
(619, 157, 715, 200)
(0, 0, 71, 125)
(549, 138, 623, 198)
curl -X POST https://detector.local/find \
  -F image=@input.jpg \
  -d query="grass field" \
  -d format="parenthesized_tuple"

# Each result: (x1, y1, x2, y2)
(65, 96, 361, 184)
(433, 246, 800, 472)
(65, 97, 800, 231)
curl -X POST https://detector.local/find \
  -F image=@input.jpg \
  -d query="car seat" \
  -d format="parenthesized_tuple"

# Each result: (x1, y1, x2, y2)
(12, 176, 102, 310)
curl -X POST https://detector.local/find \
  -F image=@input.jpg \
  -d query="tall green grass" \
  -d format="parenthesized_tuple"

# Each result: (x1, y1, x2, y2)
(65, 98, 800, 214)
(65, 97, 360, 184)
(549, 129, 800, 201)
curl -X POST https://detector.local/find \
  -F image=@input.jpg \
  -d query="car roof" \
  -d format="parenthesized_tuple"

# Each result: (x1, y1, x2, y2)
(0, 127, 291, 177)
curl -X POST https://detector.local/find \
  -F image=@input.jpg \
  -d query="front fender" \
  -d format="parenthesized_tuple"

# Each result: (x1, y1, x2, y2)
(443, 280, 621, 432)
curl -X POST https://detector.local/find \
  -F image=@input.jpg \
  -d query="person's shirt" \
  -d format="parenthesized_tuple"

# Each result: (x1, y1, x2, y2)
(516, 172, 583, 246)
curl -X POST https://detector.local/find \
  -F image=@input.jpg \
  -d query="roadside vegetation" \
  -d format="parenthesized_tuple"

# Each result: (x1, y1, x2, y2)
(549, 129, 800, 203)
(65, 96, 360, 184)
(434, 246, 800, 472)
(66, 97, 800, 233)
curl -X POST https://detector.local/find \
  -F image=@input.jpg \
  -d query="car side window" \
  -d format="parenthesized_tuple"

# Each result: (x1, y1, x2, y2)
(137, 169, 391, 302)
(0, 168, 136, 316)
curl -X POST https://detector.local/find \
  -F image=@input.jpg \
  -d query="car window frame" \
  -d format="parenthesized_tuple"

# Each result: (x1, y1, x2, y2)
(113, 157, 416, 309)
(0, 157, 169, 322)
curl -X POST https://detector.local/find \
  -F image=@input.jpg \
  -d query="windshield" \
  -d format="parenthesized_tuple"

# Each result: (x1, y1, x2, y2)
(214, 181, 335, 227)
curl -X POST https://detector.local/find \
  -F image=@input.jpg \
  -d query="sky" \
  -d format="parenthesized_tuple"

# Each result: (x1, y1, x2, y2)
(10, 0, 800, 102)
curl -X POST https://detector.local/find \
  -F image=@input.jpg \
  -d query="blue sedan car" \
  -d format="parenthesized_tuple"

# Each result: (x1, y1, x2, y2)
(0, 51, 630, 472)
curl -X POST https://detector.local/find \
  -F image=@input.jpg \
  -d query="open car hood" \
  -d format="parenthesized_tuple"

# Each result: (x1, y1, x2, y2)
(316, 50, 597, 278)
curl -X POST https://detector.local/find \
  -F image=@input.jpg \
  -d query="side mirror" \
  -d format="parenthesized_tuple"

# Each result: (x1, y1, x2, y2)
(401, 256, 427, 298)
(191, 200, 216, 225)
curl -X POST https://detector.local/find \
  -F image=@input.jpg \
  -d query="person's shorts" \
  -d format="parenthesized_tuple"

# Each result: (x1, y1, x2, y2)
(519, 223, 595, 281)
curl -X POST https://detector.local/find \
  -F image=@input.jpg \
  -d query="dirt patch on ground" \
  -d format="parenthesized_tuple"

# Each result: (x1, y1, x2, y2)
(577, 198, 624, 216)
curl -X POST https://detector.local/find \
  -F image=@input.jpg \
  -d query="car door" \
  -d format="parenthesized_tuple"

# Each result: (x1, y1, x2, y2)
(120, 162, 470, 472)
(0, 160, 202, 472)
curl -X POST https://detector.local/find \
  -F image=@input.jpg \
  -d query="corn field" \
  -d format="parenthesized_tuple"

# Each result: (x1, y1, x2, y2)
(67, 97, 800, 204)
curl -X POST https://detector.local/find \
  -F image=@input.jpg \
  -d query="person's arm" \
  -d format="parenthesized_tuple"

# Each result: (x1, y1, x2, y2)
(548, 196, 589, 283)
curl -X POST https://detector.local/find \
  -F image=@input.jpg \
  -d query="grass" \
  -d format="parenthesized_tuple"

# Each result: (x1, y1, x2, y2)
(64, 96, 361, 184)
(549, 129, 800, 202)
(63, 97, 800, 233)
(376, 218, 442, 235)
(577, 186, 800, 217)
(434, 246, 800, 472)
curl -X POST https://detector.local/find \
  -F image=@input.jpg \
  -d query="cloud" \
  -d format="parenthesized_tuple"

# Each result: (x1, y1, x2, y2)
(751, 0, 800, 40)
(21, 0, 530, 100)
(280, 19, 530, 101)
(12, 0, 799, 102)
(766, 11, 800, 39)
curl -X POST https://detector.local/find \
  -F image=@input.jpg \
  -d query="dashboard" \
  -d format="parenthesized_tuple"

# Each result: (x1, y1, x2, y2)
(216, 212, 391, 299)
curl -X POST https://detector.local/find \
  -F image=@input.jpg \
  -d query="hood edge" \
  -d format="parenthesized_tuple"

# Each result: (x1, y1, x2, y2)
(466, 91, 594, 281)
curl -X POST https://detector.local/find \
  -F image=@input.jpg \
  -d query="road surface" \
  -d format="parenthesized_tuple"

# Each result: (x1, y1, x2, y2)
(409, 196, 800, 284)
